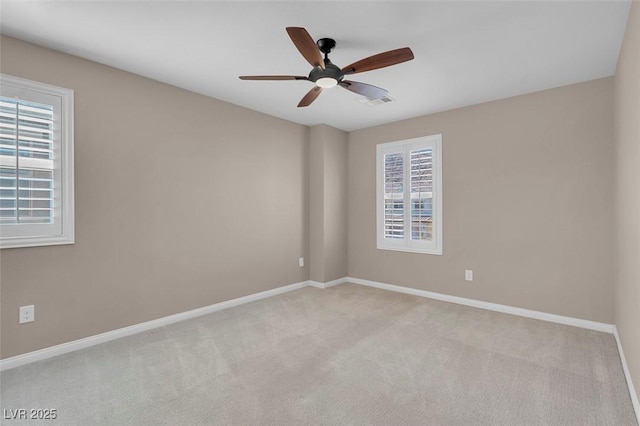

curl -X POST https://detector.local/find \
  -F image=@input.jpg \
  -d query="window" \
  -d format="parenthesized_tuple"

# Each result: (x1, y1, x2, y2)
(376, 134, 442, 255)
(0, 74, 74, 249)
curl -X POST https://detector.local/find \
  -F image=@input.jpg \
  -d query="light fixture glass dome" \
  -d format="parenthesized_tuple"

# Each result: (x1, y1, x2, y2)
(316, 77, 338, 89)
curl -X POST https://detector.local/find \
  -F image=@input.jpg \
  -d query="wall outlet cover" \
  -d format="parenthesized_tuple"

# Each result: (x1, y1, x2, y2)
(19, 305, 35, 324)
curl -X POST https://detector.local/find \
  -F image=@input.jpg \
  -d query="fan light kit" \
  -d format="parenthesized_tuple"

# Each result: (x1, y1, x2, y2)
(315, 77, 338, 89)
(240, 27, 415, 107)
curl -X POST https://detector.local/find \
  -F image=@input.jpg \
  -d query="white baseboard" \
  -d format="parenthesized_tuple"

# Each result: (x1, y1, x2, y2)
(0, 280, 308, 372)
(308, 277, 348, 289)
(614, 326, 640, 424)
(308, 281, 324, 289)
(345, 277, 615, 333)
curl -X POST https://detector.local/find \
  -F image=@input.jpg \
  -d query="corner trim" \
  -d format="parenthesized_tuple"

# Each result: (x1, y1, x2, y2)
(308, 277, 348, 289)
(346, 277, 615, 333)
(0, 280, 308, 371)
(614, 326, 640, 424)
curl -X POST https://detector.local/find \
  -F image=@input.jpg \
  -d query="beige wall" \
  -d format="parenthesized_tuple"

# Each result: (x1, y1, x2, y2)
(348, 78, 615, 323)
(0, 36, 310, 359)
(614, 0, 640, 406)
(309, 125, 348, 283)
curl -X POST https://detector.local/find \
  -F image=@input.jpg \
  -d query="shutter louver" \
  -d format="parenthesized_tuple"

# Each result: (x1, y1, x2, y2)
(0, 97, 54, 225)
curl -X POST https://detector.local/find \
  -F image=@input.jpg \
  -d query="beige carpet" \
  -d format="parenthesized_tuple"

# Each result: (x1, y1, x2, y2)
(1, 284, 637, 425)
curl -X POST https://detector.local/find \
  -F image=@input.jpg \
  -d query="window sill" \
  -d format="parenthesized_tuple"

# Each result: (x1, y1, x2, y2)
(1, 236, 74, 250)
(377, 244, 443, 256)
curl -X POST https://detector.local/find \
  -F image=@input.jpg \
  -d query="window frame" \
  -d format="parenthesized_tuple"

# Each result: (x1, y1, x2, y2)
(0, 74, 74, 249)
(376, 134, 443, 255)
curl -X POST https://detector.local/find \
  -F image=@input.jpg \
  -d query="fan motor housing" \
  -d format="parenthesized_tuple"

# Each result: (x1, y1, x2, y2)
(309, 61, 343, 84)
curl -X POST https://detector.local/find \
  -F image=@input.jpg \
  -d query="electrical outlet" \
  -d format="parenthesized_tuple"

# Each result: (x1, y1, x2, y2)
(19, 305, 34, 324)
(465, 270, 473, 281)
(299, 257, 304, 267)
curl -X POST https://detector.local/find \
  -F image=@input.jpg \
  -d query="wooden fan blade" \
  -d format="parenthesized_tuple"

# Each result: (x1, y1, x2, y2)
(342, 47, 414, 75)
(286, 27, 325, 70)
(298, 86, 322, 107)
(239, 75, 308, 80)
(339, 80, 388, 99)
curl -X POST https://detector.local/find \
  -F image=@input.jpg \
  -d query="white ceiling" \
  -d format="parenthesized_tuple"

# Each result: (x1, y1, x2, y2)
(0, 1, 631, 131)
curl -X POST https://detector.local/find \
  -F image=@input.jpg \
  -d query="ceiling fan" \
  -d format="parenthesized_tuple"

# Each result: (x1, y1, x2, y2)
(239, 27, 414, 107)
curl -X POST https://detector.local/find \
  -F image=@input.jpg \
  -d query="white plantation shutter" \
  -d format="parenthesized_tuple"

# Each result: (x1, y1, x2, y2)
(377, 135, 442, 255)
(0, 98, 55, 224)
(0, 75, 74, 249)
(384, 152, 404, 239)
(410, 148, 433, 241)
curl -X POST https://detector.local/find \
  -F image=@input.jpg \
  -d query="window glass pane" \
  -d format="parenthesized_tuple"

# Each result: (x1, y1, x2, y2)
(17, 167, 54, 224)
(0, 158, 17, 223)
(0, 99, 17, 158)
(410, 148, 433, 241)
(384, 152, 404, 239)
(0, 211, 17, 224)
(18, 188, 52, 199)
(0, 177, 15, 187)
(18, 100, 53, 160)
(18, 168, 53, 180)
